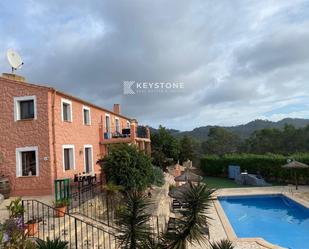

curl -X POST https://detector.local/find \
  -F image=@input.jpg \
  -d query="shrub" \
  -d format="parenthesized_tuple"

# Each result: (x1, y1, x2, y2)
(152, 166, 165, 187)
(99, 144, 153, 191)
(200, 153, 309, 183)
(53, 199, 70, 208)
(0, 216, 35, 248)
(7, 198, 24, 218)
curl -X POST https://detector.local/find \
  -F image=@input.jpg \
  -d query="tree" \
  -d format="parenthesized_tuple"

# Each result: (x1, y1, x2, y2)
(201, 127, 241, 155)
(151, 126, 180, 168)
(242, 124, 304, 154)
(163, 183, 214, 249)
(179, 136, 195, 164)
(115, 183, 214, 249)
(99, 144, 153, 191)
(116, 192, 153, 249)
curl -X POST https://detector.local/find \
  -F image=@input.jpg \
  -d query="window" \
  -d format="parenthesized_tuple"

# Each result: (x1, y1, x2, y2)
(84, 145, 93, 173)
(61, 99, 72, 122)
(83, 106, 91, 125)
(105, 115, 110, 132)
(16, 147, 39, 177)
(62, 145, 75, 171)
(115, 118, 120, 133)
(14, 96, 37, 121)
(126, 121, 130, 128)
(104, 114, 111, 139)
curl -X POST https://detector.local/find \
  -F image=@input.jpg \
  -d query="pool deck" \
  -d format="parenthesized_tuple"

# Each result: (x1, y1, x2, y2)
(2, 185, 309, 249)
(208, 185, 309, 249)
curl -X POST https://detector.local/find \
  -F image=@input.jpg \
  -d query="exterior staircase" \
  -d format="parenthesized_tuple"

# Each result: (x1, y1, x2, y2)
(23, 200, 118, 249)
(23, 182, 169, 248)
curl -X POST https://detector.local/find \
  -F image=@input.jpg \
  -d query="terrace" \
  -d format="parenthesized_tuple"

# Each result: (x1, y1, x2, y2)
(99, 119, 151, 154)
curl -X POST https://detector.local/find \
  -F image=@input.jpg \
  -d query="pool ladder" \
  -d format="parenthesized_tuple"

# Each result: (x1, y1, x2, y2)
(282, 185, 294, 196)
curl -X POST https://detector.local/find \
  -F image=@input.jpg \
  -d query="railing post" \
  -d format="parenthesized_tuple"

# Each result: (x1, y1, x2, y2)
(157, 216, 159, 239)
(74, 219, 78, 249)
(106, 193, 110, 226)
(78, 181, 81, 207)
(54, 180, 58, 201)
(21, 200, 25, 227)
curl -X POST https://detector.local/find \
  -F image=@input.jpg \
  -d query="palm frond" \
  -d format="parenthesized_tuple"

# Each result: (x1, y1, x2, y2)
(163, 183, 215, 248)
(210, 239, 234, 249)
(36, 237, 68, 249)
(116, 191, 153, 249)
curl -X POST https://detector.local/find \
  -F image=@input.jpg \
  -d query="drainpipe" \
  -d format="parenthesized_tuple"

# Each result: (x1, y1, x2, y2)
(52, 90, 57, 182)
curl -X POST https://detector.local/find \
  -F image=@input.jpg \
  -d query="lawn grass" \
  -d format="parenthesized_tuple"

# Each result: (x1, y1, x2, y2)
(203, 176, 248, 189)
(203, 176, 286, 189)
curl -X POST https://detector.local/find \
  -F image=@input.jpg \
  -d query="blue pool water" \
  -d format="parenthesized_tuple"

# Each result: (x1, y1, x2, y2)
(219, 195, 309, 249)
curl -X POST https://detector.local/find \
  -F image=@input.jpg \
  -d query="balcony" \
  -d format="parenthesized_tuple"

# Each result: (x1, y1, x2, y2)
(100, 124, 150, 145)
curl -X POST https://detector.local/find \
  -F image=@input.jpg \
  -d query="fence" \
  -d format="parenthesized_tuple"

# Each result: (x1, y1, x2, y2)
(22, 200, 118, 249)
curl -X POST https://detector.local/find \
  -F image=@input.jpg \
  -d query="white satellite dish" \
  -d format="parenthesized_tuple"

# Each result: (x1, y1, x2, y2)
(6, 49, 24, 73)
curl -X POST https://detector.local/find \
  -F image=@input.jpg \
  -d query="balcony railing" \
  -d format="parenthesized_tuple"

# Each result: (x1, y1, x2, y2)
(103, 128, 131, 140)
(101, 125, 150, 141)
(137, 126, 148, 138)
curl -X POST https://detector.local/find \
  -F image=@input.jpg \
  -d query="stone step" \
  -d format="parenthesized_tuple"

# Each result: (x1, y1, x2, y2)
(24, 204, 118, 248)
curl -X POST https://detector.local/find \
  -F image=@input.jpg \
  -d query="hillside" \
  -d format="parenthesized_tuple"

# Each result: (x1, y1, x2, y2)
(151, 118, 309, 141)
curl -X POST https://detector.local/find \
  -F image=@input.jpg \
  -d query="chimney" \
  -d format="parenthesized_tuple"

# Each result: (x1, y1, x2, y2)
(113, 104, 120, 114)
(2, 73, 26, 82)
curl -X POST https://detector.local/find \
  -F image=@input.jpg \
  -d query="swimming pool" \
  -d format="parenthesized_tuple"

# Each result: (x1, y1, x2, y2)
(219, 194, 309, 249)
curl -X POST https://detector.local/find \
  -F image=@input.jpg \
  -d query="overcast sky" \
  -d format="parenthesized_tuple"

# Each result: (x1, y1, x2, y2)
(1, 1, 309, 131)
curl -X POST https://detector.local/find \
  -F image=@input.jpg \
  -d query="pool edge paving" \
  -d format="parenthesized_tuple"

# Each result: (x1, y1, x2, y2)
(213, 188, 309, 249)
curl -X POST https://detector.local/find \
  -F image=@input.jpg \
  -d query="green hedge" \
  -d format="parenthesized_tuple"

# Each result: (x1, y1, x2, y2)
(200, 153, 309, 183)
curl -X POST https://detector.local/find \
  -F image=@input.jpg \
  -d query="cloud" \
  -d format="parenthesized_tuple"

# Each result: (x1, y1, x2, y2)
(1, 0, 309, 130)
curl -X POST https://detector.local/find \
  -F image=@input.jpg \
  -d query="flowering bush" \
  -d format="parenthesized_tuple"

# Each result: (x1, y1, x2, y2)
(0, 217, 35, 248)
(0, 198, 36, 249)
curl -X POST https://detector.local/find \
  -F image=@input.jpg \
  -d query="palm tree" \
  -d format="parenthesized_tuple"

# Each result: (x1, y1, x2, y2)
(210, 239, 234, 249)
(36, 237, 68, 249)
(116, 191, 153, 249)
(163, 183, 214, 249)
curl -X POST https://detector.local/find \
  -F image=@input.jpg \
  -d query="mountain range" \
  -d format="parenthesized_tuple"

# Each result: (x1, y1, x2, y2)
(150, 118, 309, 141)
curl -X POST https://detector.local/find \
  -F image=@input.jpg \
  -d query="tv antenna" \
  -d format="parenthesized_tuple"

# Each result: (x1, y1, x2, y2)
(6, 49, 24, 73)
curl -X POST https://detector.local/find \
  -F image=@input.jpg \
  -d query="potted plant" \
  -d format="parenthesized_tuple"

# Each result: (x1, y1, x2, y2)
(6, 197, 24, 218)
(25, 217, 41, 236)
(53, 199, 69, 217)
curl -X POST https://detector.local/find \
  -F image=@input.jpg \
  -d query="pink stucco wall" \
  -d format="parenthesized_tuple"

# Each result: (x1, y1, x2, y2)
(52, 92, 130, 181)
(0, 77, 53, 196)
(0, 76, 132, 196)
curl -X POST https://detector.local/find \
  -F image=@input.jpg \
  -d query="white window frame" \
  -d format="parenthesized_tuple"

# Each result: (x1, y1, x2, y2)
(82, 106, 91, 125)
(84, 145, 94, 173)
(126, 121, 130, 128)
(105, 113, 111, 132)
(16, 146, 39, 177)
(115, 117, 121, 133)
(14, 96, 37, 121)
(62, 145, 75, 171)
(61, 98, 73, 122)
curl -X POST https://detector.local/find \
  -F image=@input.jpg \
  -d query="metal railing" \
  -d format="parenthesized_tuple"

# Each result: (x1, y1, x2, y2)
(136, 126, 148, 138)
(22, 200, 118, 249)
(68, 183, 120, 228)
(101, 125, 149, 140)
(68, 183, 168, 241)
